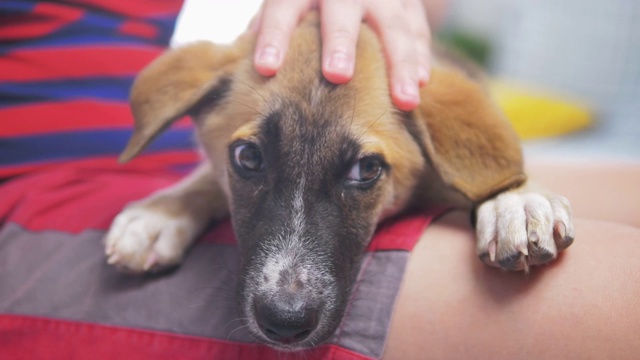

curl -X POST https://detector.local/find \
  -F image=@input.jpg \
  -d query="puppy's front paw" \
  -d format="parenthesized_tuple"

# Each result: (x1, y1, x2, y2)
(476, 189, 574, 272)
(104, 206, 198, 273)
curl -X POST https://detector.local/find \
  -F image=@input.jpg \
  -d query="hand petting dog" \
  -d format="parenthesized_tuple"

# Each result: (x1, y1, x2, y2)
(250, 0, 433, 111)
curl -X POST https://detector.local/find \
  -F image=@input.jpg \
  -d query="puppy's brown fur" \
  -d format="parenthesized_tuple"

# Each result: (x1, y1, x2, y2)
(123, 16, 525, 210)
(105, 14, 572, 351)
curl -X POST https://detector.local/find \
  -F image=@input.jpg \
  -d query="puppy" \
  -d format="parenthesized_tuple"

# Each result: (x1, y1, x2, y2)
(104, 14, 574, 351)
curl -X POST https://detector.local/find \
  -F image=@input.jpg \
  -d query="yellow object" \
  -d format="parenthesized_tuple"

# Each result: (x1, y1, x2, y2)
(490, 80, 592, 140)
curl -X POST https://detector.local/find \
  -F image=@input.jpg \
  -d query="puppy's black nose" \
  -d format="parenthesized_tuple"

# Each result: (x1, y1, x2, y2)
(254, 296, 318, 344)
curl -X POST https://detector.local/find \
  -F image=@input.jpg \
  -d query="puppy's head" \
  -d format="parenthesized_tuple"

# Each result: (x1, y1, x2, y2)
(121, 15, 525, 350)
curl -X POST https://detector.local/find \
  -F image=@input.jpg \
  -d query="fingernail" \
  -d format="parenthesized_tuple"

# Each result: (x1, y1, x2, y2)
(328, 52, 351, 73)
(418, 66, 430, 84)
(392, 79, 421, 111)
(256, 46, 280, 67)
(398, 80, 419, 101)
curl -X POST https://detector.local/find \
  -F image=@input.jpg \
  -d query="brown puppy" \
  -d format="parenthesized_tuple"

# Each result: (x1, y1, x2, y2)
(104, 14, 574, 351)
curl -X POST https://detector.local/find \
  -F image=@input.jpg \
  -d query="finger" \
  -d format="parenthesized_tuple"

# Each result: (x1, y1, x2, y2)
(247, 1, 267, 33)
(321, 0, 364, 84)
(367, 4, 420, 111)
(247, 3, 264, 33)
(253, 0, 310, 76)
(403, 0, 432, 85)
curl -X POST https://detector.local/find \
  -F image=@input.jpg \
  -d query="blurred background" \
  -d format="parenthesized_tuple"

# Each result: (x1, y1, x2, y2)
(444, 0, 640, 161)
(172, 0, 640, 161)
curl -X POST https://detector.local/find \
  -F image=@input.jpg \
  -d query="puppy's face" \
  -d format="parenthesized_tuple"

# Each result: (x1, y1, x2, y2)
(195, 27, 423, 349)
(227, 104, 395, 349)
(124, 14, 525, 351)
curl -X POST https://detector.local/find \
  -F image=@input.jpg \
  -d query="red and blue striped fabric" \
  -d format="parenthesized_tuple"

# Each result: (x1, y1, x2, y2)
(0, 0, 196, 179)
(0, 3, 449, 358)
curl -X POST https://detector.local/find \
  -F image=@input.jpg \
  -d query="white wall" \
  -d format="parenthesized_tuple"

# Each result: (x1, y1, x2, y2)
(171, 0, 262, 46)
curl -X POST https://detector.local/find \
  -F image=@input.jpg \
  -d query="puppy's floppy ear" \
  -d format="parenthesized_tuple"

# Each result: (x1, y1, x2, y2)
(119, 36, 253, 163)
(411, 66, 527, 203)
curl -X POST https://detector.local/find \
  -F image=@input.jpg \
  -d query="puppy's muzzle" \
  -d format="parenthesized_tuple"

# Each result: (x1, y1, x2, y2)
(254, 291, 319, 344)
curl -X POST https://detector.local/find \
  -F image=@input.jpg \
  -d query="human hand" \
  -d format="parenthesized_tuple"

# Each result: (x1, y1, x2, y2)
(250, 0, 432, 111)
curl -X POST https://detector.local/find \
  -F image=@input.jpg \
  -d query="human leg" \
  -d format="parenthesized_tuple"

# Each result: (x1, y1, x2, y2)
(526, 159, 640, 227)
(384, 211, 640, 359)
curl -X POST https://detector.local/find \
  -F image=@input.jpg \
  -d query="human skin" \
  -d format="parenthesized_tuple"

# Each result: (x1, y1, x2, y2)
(526, 159, 640, 227)
(251, 0, 450, 112)
(384, 161, 640, 359)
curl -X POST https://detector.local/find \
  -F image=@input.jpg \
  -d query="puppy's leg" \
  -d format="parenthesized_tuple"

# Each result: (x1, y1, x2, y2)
(475, 182, 575, 272)
(104, 164, 227, 273)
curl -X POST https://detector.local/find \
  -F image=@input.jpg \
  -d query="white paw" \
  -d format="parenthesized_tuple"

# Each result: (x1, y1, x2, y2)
(104, 206, 198, 273)
(476, 189, 574, 272)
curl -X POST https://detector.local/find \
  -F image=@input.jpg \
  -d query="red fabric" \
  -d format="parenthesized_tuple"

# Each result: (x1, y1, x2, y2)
(0, 46, 164, 82)
(366, 206, 448, 252)
(0, 3, 84, 40)
(0, 102, 190, 136)
(0, 0, 186, 177)
(0, 314, 370, 360)
(72, 0, 184, 17)
(0, 151, 198, 181)
(0, 102, 134, 136)
(0, 160, 190, 233)
(118, 20, 160, 39)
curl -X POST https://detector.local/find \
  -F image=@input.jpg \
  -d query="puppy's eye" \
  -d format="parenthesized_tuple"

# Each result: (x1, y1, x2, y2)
(347, 156, 383, 184)
(233, 143, 263, 172)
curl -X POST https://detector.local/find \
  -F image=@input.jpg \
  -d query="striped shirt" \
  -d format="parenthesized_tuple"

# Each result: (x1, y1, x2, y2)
(0, 0, 196, 179)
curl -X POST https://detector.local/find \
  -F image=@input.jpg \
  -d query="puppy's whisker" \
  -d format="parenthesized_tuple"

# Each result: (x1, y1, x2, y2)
(227, 323, 251, 340)
(353, 266, 397, 283)
(190, 280, 236, 296)
(348, 91, 357, 131)
(341, 310, 375, 323)
(301, 348, 314, 360)
(308, 334, 319, 349)
(293, 347, 313, 360)
(231, 75, 273, 113)
(230, 75, 265, 98)
(198, 295, 238, 304)
(190, 279, 236, 292)
(187, 299, 236, 309)
(226, 99, 268, 118)
(222, 316, 251, 331)
(218, 260, 239, 283)
(356, 109, 387, 141)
